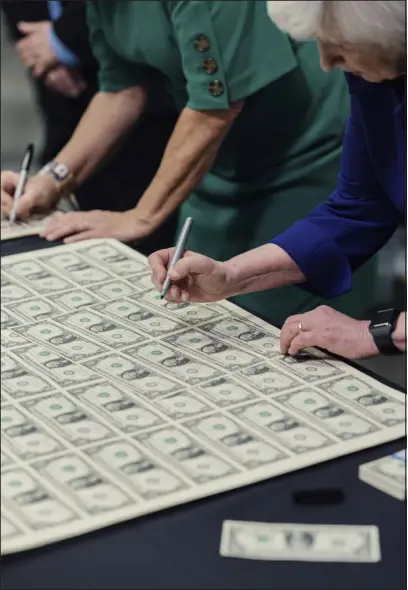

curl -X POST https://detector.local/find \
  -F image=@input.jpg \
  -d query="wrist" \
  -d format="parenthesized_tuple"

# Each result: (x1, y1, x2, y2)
(126, 209, 155, 239)
(391, 312, 406, 351)
(369, 308, 403, 356)
(222, 260, 242, 298)
(32, 173, 61, 205)
(360, 320, 381, 357)
(224, 244, 304, 296)
(39, 160, 76, 198)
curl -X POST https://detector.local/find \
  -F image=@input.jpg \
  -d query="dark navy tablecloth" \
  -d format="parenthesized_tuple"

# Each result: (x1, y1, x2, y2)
(1, 236, 406, 590)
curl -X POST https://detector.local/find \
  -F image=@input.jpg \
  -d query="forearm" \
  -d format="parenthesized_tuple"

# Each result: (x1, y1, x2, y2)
(54, 87, 146, 187)
(224, 243, 306, 297)
(132, 103, 242, 229)
(392, 312, 406, 352)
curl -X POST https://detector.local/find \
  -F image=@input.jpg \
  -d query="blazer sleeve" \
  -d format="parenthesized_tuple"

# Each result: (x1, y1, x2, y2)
(85, 1, 148, 92)
(167, 0, 297, 111)
(270, 89, 401, 299)
(52, 1, 97, 67)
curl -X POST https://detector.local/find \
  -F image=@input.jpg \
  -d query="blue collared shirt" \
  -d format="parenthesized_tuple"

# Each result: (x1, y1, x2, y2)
(271, 73, 406, 298)
(48, 0, 80, 67)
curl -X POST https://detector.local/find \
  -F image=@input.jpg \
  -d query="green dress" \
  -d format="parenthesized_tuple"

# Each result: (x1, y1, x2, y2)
(87, 0, 377, 326)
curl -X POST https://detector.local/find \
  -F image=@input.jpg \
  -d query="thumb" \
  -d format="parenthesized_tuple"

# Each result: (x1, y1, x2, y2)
(14, 191, 37, 219)
(169, 255, 213, 281)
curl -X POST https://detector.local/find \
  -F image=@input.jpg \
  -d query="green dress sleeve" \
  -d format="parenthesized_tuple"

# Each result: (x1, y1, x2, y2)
(168, 0, 298, 111)
(86, 1, 147, 92)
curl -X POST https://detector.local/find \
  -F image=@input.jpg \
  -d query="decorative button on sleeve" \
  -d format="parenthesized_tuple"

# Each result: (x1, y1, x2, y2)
(208, 80, 224, 97)
(169, 1, 298, 110)
(194, 35, 211, 53)
(203, 58, 218, 75)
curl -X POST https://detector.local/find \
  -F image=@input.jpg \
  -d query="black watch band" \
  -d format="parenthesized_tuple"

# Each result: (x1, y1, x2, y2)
(369, 309, 402, 355)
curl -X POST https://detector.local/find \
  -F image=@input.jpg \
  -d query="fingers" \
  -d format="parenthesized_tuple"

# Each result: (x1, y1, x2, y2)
(2, 172, 46, 219)
(1, 192, 15, 216)
(280, 322, 301, 354)
(14, 192, 37, 218)
(1, 171, 19, 214)
(280, 314, 306, 354)
(2, 195, 35, 219)
(287, 332, 314, 356)
(148, 249, 203, 289)
(280, 310, 322, 355)
(164, 283, 191, 304)
(148, 249, 175, 289)
(64, 231, 96, 244)
(168, 284, 181, 301)
(169, 254, 211, 281)
(40, 213, 90, 241)
(281, 311, 326, 355)
(15, 40, 33, 69)
(17, 21, 39, 34)
(1, 193, 13, 216)
(148, 249, 208, 302)
(59, 70, 85, 97)
(280, 319, 314, 356)
(45, 68, 83, 98)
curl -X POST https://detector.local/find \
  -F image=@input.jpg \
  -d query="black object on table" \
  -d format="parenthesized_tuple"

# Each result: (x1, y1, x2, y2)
(292, 487, 345, 506)
(1, 236, 406, 590)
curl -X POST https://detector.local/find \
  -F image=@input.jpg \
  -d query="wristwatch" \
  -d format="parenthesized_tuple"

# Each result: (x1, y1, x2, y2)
(369, 308, 402, 355)
(39, 160, 75, 198)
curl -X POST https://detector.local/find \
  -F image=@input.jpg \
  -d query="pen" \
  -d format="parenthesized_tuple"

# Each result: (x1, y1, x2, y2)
(9, 143, 35, 224)
(161, 217, 193, 299)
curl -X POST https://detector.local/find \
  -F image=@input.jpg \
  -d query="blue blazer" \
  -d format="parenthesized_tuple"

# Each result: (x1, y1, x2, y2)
(272, 73, 406, 298)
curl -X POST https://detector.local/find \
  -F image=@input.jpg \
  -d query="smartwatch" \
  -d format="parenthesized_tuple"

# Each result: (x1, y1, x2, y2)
(369, 308, 402, 355)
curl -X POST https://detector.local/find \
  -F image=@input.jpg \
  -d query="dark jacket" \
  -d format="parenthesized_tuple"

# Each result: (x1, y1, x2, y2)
(1, 0, 96, 67)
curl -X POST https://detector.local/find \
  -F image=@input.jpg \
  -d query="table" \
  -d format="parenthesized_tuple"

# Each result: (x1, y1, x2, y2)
(1, 236, 406, 590)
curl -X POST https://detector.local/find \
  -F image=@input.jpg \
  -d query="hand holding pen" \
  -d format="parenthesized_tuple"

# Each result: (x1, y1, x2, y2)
(160, 217, 193, 299)
(149, 219, 231, 304)
(9, 143, 35, 223)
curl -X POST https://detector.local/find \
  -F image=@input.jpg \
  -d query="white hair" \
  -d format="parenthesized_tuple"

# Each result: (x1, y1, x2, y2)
(267, 1, 406, 50)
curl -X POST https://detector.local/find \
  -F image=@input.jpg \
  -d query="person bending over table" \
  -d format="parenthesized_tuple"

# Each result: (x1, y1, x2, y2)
(0, 0, 377, 328)
(149, 0, 407, 361)
(1, 0, 178, 256)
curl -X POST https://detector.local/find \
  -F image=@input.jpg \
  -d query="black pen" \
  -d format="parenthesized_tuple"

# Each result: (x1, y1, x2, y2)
(10, 143, 35, 223)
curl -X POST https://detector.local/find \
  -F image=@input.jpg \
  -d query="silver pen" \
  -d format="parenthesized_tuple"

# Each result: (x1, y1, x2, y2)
(9, 143, 35, 224)
(161, 217, 193, 299)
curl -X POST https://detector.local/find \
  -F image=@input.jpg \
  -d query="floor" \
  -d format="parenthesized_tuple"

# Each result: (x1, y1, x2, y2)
(1, 19, 406, 390)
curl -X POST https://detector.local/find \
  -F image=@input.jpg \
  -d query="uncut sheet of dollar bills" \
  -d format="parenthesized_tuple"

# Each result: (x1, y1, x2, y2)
(1, 239, 405, 555)
(1, 212, 61, 242)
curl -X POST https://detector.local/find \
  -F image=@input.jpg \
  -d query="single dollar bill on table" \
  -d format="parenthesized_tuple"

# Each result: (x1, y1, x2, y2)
(359, 449, 406, 500)
(220, 520, 381, 563)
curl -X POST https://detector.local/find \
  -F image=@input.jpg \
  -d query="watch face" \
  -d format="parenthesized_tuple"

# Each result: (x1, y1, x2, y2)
(373, 309, 398, 329)
(369, 309, 401, 355)
(373, 321, 391, 329)
(54, 163, 69, 180)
